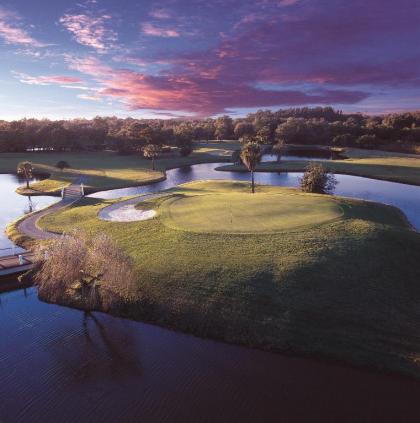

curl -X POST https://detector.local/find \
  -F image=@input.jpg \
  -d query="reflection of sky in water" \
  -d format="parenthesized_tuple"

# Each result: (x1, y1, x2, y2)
(0, 174, 58, 254)
(91, 163, 420, 231)
(261, 154, 332, 162)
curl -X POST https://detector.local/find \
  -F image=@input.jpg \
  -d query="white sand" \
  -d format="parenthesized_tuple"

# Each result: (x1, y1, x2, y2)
(100, 205, 156, 222)
(98, 192, 163, 222)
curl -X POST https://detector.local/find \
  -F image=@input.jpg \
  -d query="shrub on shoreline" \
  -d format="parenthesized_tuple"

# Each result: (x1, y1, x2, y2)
(34, 231, 137, 312)
(300, 163, 337, 194)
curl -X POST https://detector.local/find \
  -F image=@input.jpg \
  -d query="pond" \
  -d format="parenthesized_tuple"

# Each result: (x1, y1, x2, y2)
(0, 174, 58, 256)
(3, 166, 420, 421)
(261, 146, 345, 162)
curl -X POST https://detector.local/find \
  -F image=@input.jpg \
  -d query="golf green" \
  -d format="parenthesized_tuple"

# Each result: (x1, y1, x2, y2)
(160, 192, 343, 233)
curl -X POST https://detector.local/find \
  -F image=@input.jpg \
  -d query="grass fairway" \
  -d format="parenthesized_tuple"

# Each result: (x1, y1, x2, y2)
(4, 145, 420, 193)
(36, 180, 420, 378)
(0, 148, 229, 195)
(161, 192, 343, 233)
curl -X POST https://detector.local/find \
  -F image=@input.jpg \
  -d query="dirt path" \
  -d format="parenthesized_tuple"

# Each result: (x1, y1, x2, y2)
(17, 182, 83, 241)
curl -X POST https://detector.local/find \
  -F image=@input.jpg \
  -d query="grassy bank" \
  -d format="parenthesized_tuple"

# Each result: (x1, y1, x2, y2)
(35, 180, 420, 378)
(0, 148, 230, 195)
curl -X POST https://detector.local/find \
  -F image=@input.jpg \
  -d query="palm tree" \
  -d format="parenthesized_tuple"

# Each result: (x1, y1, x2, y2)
(272, 138, 285, 162)
(17, 161, 33, 189)
(143, 144, 161, 170)
(240, 142, 262, 193)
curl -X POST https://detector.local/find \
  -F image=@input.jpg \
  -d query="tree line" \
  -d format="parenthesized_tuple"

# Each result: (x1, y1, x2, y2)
(2, 107, 420, 154)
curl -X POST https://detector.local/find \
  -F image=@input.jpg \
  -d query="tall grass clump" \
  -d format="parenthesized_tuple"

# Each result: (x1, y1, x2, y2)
(34, 230, 137, 312)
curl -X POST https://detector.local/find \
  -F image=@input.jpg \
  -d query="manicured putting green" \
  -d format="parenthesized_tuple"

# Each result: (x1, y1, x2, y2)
(161, 193, 343, 233)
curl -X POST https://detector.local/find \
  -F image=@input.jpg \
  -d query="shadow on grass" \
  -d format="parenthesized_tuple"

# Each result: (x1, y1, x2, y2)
(68, 197, 106, 209)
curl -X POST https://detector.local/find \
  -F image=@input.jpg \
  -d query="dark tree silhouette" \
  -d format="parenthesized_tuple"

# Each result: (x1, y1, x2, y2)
(143, 144, 161, 170)
(240, 142, 262, 193)
(17, 161, 33, 189)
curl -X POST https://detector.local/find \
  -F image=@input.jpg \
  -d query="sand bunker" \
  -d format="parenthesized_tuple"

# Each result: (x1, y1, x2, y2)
(100, 204, 156, 222)
(99, 193, 163, 222)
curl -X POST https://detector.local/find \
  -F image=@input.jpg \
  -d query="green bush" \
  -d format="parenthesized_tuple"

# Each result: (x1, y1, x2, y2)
(300, 163, 337, 194)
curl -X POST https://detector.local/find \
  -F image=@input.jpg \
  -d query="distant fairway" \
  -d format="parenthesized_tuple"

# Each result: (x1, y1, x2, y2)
(161, 193, 343, 233)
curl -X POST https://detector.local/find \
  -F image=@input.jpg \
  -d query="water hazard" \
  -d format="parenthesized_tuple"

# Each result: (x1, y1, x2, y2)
(3, 165, 420, 421)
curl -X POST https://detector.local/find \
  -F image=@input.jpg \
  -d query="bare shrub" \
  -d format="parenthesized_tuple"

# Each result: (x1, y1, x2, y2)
(34, 230, 137, 312)
(300, 163, 337, 194)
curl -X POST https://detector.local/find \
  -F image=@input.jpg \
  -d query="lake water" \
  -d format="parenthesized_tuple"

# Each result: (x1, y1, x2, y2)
(2, 288, 420, 422)
(0, 174, 58, 256)
(262, 154, 330, 161)
(3, 165, 420, 421)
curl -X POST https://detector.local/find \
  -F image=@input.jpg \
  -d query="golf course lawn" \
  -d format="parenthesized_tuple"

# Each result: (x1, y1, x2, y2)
(35, 180, 420, 378)
(4, 144, 420, 195)
(0, 147, 229, 195)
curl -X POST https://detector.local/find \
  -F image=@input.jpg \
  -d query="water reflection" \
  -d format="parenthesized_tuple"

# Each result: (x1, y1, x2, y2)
(1, 287, 420, 422)
(0, 174, 58, 255)
(24, 195, 35, 214)
(48, 310, 142, 384)
(261, 153, 332, 162)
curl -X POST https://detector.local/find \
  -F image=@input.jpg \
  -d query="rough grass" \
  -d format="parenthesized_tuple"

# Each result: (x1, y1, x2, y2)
(35, 180, 420, 378)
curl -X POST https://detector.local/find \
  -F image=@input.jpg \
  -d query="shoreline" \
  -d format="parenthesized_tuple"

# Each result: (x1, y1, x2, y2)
(216, 162, 420, 187)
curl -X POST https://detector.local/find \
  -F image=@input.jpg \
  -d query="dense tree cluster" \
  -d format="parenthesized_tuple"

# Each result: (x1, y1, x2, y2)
(2, 107, 420, 154)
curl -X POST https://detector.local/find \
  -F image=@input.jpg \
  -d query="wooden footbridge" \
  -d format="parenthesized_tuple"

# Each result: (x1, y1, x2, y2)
(1, 183, 84, 278)
(0, 250, 37, 276)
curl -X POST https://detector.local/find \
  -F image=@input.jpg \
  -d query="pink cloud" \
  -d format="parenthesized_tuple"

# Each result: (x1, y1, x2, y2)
(65, 55, 367, 116)
(13, 72, 83, 86)
(59, 13, 117, 51)
(100, 71, 367, 116)
(141, 23, 180, 38)
(77, 93, 102, 101)
(61, 0, 420, 116)
(149, 9, 172, 19)
(0, 8, 46, 47)
(64, 55, 114, 76)
(277, 0, 299, 5)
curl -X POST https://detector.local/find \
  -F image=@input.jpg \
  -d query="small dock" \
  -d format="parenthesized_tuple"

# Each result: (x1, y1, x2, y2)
(0, 252, 36, 276)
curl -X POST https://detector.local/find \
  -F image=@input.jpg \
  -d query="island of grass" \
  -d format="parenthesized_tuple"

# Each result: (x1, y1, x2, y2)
(36, 180, 420, 378)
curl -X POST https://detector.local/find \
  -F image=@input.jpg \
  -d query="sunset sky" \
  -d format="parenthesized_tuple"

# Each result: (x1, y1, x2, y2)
(1, 0, 419, 119)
